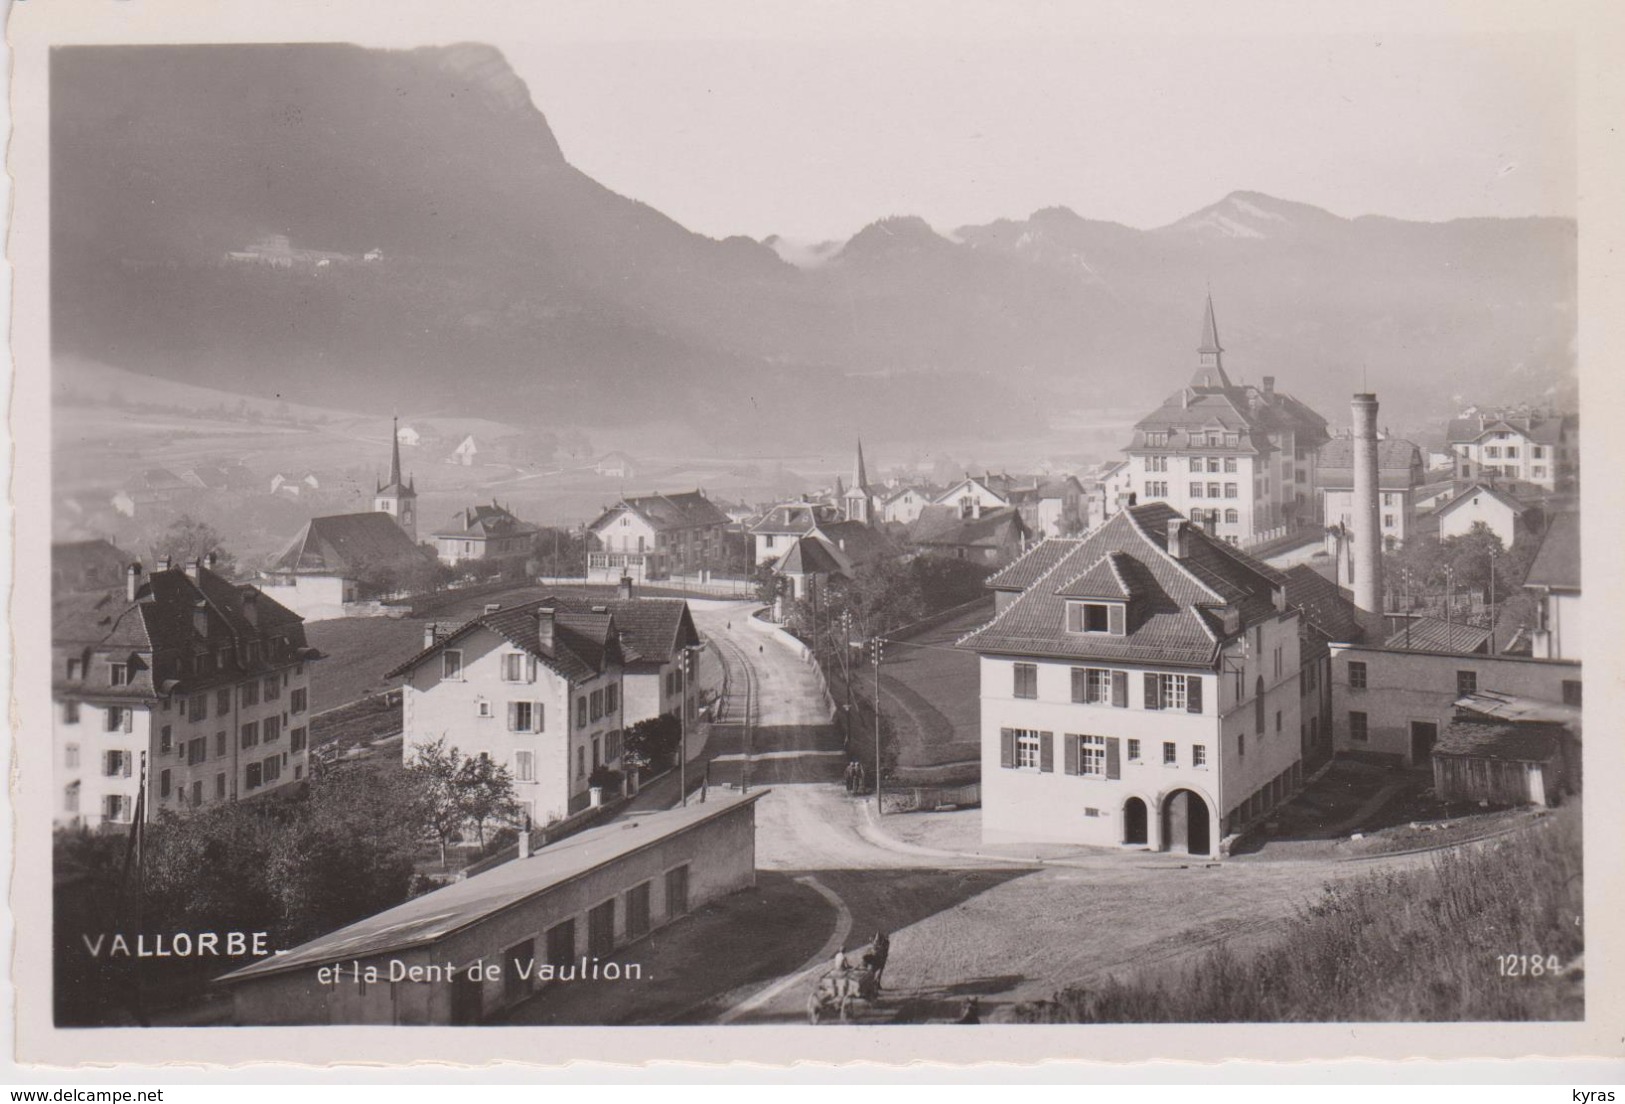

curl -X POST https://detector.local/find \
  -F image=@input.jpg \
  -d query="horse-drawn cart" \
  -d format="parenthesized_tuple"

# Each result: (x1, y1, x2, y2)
(806, 933, 889, 1024)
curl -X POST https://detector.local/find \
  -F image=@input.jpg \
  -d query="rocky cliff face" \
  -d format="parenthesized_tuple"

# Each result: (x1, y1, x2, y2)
(51, 44, 1576, 447)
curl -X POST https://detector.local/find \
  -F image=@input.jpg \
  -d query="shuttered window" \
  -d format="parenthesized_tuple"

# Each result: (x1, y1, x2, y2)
(1186, 676, 1203, 714)
(999, 727, 1016, 769)
(1039, 731, 1054, 773)
(1111, 671, 1128, 708)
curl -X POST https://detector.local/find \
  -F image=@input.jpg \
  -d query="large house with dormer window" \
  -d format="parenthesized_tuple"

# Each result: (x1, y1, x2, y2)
(586, 491, 730, 583)
(1445, 410, 1571, 491)
(1124, 296, 1329, 544)
(960, 502, 1305, 856)
(52, 556, 319, 828)
(388, 599, 631, 825)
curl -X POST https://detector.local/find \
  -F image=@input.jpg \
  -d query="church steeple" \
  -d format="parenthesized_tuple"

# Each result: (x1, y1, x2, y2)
(1190, 292, 1234, 390)
(375, 413, 418, 542)
(853, 440, 869, 493)
(389, 414, 404, 487)
(843, 440, 873, 524)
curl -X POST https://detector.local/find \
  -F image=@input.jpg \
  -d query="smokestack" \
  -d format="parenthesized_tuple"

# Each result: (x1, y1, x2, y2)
(126, 562, 142, 602)
(1351, 393, 1384, 614)
(537, 607, 556, 655)
(1166, 517, 1189, 558)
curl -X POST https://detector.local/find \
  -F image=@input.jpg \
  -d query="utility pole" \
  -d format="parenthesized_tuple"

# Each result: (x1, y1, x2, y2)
(1444, 565, 1454, 645)
(1488, 546, 1498, 655)
(841, 610, 853, 751)
(679, 646, 695, 806)
(872, 637, 885, 816)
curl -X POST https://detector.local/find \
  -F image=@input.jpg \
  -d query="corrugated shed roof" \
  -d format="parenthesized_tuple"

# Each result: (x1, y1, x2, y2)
(1524, 511, 1579, 591)
(1435, 720, 1559, 763)
(959, 503, 1284, 667)
(218, 793, 766, 984)
(1383, 617, 1492, 654)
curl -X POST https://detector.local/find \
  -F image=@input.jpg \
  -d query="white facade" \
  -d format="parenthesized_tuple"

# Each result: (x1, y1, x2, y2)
(1126, 450, 1262, 546)
(1437, 489, 1522, 547)
(257, 575, 358, 623)
(978, 611, 1303, 855)
(55, 667, 314, 828)
(399, 625, 624, 825)
(1323, 487, 1415, 549)
(1451, 427, 1559, 490)
(881, 488, 931, 525)
(934, 478, 1010, 519)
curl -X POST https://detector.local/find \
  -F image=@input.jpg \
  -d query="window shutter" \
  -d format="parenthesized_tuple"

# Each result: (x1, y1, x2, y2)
(1108, 603, 1125, 635)
(507, 702, 519, 731)
(1105, 737, 1121, 780)
(527, 655, 537, 683)
(535, 703, 545, 732)
(122, 754, 132, 778)
(999, 728, 1016, 769)
(1063, 734, 1080, 776)
(1144, 673, 1160, 711)
(1039, 731, 1054, 773)
(1111, 671, 1128, 708)
(123, 709, 134, 733)
(1187, 677, 1203, 714)
(1066, 604, 1082, 633)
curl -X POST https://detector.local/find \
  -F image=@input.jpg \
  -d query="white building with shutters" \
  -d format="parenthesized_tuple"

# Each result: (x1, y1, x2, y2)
(389, 599, 628, 826)
(960, 502, 1305, 856)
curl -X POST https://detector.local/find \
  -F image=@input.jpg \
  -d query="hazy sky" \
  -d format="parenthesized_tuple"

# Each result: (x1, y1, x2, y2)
(480, 5, 1575, 242)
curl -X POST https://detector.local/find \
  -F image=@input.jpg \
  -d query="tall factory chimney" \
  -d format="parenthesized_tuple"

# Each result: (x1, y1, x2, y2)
(1351, 393, 1384, 614)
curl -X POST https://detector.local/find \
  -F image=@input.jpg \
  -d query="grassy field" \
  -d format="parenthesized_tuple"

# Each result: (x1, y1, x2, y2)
(305, 616, 434, 712)
(1015, 804, 1583, 1022)
(871, 599, 991, 772)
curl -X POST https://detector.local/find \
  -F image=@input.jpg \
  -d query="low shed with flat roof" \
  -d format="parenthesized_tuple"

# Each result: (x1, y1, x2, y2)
(218, 792, 764, 1025)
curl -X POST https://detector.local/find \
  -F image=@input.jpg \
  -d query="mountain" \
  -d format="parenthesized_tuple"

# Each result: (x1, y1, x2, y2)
(52, 45, 1577, 451)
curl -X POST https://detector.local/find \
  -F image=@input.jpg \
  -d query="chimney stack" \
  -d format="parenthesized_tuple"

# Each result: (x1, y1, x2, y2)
(242, 589, 260, 626)
(1166, 517, 1189, 558)
(1263, 376, 1275, 398)
(618, 574, 634, 601)
(518, 812, 532, 860)
(537, 607, 556, 655)
(156, 556, 172, 573)
(185, 559, 202, 582)
(205, 551, 218, 570)
(1351, 393, 1385, 615)
(126, 562, 142, 602)
(423, 622, 439, 650)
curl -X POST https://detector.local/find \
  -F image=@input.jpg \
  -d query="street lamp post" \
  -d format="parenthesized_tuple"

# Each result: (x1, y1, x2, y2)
(872, 637, 885, 815)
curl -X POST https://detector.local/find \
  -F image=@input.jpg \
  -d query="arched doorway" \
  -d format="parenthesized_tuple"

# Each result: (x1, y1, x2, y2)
(1122, 797, 1148, 845)
(1161, 790, 1212, 856)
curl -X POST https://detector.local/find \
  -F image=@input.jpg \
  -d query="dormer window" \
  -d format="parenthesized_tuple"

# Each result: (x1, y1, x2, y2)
(109, 662, 128, 687)
(1065, 601, 1124, 635)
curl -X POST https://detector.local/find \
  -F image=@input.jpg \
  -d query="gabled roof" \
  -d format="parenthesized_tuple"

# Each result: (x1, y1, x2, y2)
(433, 503, 538, 541)
(1055, 552, 1136, 600)
(1523, 511, 1579, 591)
(53, 539, 137, 595)
(986, 538, 1084, 592)
(777, 536, 845, 577)
(386, 598, 629, 685)
(933, 476, 1013, 508)
(1317, 437, 1423, 479)
(591, 491, 729, 534)
(269, 513, 429, 577)
(217, 793, 766, 985)
(1282, 565, 1363, 644)
(1435, 483, 1529, 518)
(817, 520, 892, 569)
(910, 505, 1030, 549)
(749, 501, 835, 536)
(959, 502, 1286, 667)
(538, 594, 698, 667)
(53, 564, 309, 698)
(1445, 414, 1565, 445)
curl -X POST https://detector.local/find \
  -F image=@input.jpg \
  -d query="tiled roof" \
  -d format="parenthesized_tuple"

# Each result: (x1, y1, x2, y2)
(218, 793, 766, 984)
(1445, 414, 1566, 446)
(1282, 565, 1363, 644)
(433, 503, 538, 541)
(593, 491, 729, 534)
(986, 538, 1084, 591)
(777, 536, 845, 577)
(269, 512, 430, 577)
(1434, 720, 1559, 763)
(1523, 511, 1579, 591)
(748, 502, 835, 536)
(538, 594, 697, 667)
(1382, 617, 1491, 654)
(1317, 438, 1423, 484)
(53, 565, 310, 700)
(910, 505, 1029, 549)
(818, 521, 892, 570)
(52, 539, 136, 595)
(1055, 552, 1135, 600)
(959, 503, 1285, 668)
(386, 597, 629, 684)
(1436, 483, 1529, 518)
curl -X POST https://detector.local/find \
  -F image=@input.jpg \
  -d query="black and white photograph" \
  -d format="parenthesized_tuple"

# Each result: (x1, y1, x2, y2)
(9, 0, 1621, 1073)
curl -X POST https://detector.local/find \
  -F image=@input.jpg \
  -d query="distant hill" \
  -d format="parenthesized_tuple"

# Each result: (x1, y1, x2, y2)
(52, 44, 1577, 451)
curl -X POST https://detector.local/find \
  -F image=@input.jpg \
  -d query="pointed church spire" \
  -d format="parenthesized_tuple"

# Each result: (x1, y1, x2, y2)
(389, 415, 404, 487)
(853, 440, 869, 493)
(1190, 293, 1234, 389)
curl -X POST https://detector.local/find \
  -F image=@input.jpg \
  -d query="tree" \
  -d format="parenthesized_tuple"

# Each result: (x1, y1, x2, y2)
(458, 752, 521, 851)
(407, 737, 471, 868)
(149, 515, 236, 576)
(624, 713, 682, 775)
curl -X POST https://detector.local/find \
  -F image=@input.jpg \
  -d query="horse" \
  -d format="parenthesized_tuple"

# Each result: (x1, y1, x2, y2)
(860, 931, 890, 987)
(925, 997, 981, 1025)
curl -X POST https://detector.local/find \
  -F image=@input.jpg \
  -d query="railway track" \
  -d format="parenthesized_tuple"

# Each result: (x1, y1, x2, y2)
(705, 630, 759, 790)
